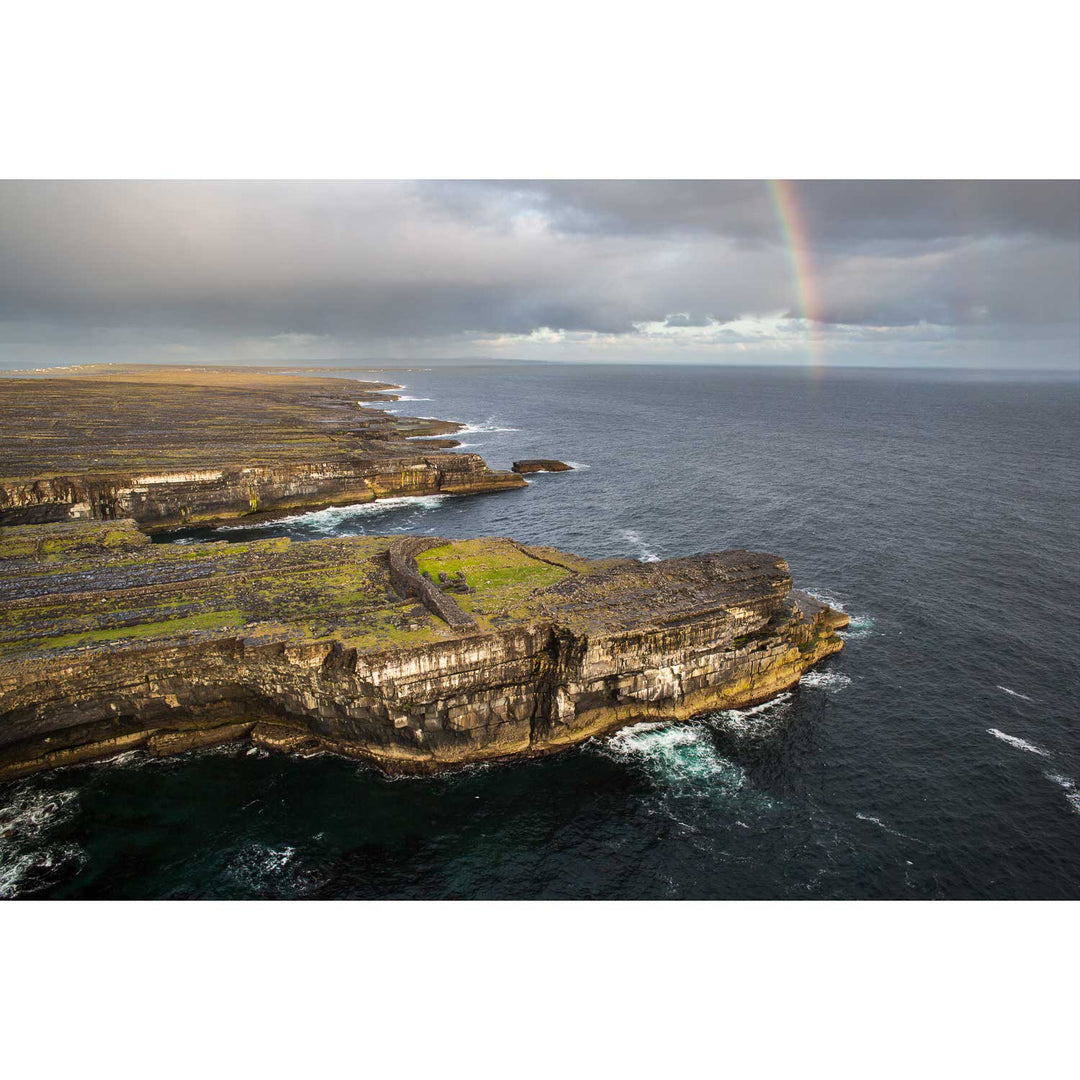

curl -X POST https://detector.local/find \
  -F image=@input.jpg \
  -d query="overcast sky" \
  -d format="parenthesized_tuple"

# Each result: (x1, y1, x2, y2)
(1, 180, 1077, 369)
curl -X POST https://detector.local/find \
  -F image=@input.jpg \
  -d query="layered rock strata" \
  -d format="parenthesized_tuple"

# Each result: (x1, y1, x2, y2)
(0, 365, 524, 527)
(0, 521, 848, 779)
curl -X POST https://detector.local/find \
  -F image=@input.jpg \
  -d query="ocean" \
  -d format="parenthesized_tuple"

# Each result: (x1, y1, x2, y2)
(2, 362, 1078, 899)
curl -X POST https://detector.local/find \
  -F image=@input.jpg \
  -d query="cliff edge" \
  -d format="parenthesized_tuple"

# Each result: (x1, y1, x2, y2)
(0, 520, 848, 778)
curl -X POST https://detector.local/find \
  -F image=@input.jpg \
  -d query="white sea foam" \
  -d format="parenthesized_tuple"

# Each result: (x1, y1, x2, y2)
(562, 461, 590, 470)
(996, 685, 1034, 702)
(0, 786, 78, 838)
(987, 728, 1051, 758)
(395, 395, 431, 401)
(453, 418, 519, 434)
(1044, 773, 1080, 815)
(855, 812, 920, 841)
(98, 749, 144, 768)
(226, 842, 297, 890)
(600, 719, 781, 817)
(215, 494, 450, 534)
(799, 670, 853, 692)
(0, 785, 85, 898)
(621, 528, 661, 562)
(0, 844, 86, 899)
(712, 693, 793, 737)
(604, 721, 744, 788)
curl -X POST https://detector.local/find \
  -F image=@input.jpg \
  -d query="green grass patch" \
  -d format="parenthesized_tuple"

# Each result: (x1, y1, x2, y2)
(20, 609, 247, 653)
(415, 539, 568, 619)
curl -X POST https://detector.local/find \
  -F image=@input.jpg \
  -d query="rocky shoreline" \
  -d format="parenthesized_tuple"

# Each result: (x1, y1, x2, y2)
(0, 365, 526, 528)
(0, 364, 848, 779)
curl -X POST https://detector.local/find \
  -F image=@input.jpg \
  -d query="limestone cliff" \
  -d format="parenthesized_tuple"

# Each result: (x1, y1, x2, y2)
(0, 521, 848, 779)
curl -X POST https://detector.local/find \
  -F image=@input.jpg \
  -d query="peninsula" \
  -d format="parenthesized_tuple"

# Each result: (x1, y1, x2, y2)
(0, 365, 525, 528)
(0, 521, 846, 779)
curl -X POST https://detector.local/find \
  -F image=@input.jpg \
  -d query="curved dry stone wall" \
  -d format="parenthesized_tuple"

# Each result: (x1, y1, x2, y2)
(387, 536, 478, 630)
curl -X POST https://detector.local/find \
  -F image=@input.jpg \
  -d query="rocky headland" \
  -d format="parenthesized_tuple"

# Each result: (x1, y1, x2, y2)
(0, 519, 847, 779)
(0, 365, 525, 528)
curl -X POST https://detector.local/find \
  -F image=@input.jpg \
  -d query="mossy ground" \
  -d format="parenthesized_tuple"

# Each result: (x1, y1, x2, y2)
(0, 524, 591, 659)
(415, 539, 569, 624)
(0, 521, 455, 658)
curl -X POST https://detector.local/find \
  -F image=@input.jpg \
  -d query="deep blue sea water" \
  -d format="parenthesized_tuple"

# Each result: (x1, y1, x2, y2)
(2, 362, 1078, 899)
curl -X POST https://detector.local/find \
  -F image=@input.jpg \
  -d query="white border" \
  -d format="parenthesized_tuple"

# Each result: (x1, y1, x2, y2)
(1, 3, 1076, 1073)
(2, 2, 1077, 178)
(2, 900, 1076, 1075)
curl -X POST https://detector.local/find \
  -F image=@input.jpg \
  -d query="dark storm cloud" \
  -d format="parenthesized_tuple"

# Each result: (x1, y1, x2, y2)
(428, 180, 1079, 246)
(0, 179, 1076, 365)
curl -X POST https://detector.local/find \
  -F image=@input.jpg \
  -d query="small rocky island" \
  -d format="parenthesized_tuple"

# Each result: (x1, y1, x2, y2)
(0, 364, 847, 779)
(512, 459, 574, 474)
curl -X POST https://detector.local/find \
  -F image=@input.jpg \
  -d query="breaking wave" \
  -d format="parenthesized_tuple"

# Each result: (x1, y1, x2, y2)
(395, 395, 431, 401)
(799, 670, 853, 692)
(598, 718, 781, 820)
(621, 529, 661, 562)
(452, 418, 519, 434)
(1044, 773, 1080, 815)
(996, 686, 1034, 702)
(0, 784, 86, 898)
(602, 721, 747, 792)
(214, 494, 451, 535)
(562, 461, 590, 470)
(987, 728, 1051, 758)
(711, 693, 793, 738)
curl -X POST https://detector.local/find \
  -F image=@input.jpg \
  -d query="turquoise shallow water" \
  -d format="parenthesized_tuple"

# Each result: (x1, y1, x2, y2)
(2, 363, 1078, 898)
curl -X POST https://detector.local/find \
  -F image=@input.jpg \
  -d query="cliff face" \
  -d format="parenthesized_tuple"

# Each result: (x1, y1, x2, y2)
(0, 366, 524, 526)
(0, 522, 847, 779)
(0, 452, 524, 528)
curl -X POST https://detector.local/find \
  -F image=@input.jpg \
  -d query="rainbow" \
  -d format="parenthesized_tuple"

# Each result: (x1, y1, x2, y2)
(766, 179, 826, 372)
